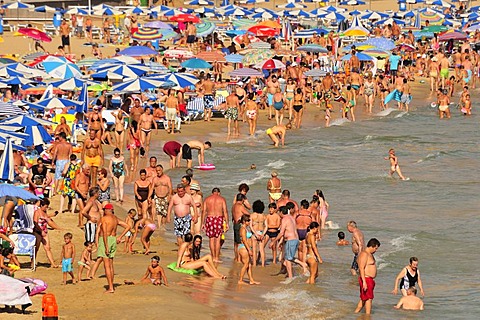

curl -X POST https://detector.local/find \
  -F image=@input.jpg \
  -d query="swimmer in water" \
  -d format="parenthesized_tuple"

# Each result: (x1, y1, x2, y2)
(394, 287, 424, 311)
(385, 148, 406, 180)
(250, 164, 256, 170)
(336, 231, 350, 246)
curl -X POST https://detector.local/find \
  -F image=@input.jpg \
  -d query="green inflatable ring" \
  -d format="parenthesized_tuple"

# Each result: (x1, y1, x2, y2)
(167, 262, 202, 275)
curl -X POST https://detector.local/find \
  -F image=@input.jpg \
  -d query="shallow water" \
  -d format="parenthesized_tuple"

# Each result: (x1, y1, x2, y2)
(163, 98, 479, 319)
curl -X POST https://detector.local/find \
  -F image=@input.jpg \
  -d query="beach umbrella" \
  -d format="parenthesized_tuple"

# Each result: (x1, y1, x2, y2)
(195, 51, 226, 62)
(160, 73, 199, 88)
(251, 11, 278, 19)
(342, 52, 373, 61)
(47, 78, 90, 90)
(430, 0, 454, 7)
(396, 43, 416, 52)
(93, 7, 122, 16)
(303, 69, 327, 77)
(143, 21, 173, 30)
(117, 46, 157, 57)
(422, 25, 448, 32)
(287, 10, 314, 18)
(0, 126, 28, 144)
(375, 18, 406, 26)
(0, 114, 53, 127)
(132, 28, 164, 41)
(2, 76, 34, 85)
(322, 11, 347, 21)
(21, 86, 64, 95)
(161, 9, 186, 17)
(185, 0, 214, 5)
(297, 44, 328, 53)
(419, 9, 444, 25)
(0, 67, 28, 77)
(248, 26, 279, 37)
(465, 23, 480, 32)
(242, 49, 275, 65)
(170, 13, 201, 23)
(92, 4, 113, 10)
(363, 37, 396, 50)
(164, 48, 195, 59)
(225, 54, 244, 63)
(42, 56, 81, 79)
(194, 7, 217, 17)
(181, 58, 212, 69)
(76, 83, 88, 114)
(231, 19, 257, 29)
(196, 22, 216, 37)
(112, 78, 167, 92)
(0, 183, 38, 201)
(33, 5, 56, 13)
(255, 59, 286, 70)
(34, 97, 82, 109)
(344, 28, 369, 37)
(277, 2, 306, 9)
(125, 6, 147, 15)
(443, 19, 461, 27)
(1, 1, 34, 9)
(248, 42, 272, 50)
(0, 122, 52, 147)
(0, 137, 14, 181)
(363, 49, 391, 58)
(76, 57, 100, 68)
(65, 7, 91, 15)
(149, 5, 174, 13)
(5, 62, 47, 78)
(17, 28, 52, 43)
(229, 68, 264, 77)
(439, 30, 467, 41)
(339, 0, 366, 5)
(0, 102, 24, 117)
(349, 10, 362, 16)
(294, 28, 329, 38)
(222, 8, 253, 17)
(143, 61, 169, 73)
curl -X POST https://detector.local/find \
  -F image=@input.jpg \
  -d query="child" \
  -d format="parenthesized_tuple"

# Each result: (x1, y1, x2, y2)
(336, 231, 350, 246)
(132, 217, 156, 255)
(0, 247, 20, 276)
(123, 209, 137, 253)
(262, 203, 281, 264)
(385, 148, 407, 180)
(124, 256, 168, 286)
(61, 232, 76, 285)
(77, 241, 94, 280)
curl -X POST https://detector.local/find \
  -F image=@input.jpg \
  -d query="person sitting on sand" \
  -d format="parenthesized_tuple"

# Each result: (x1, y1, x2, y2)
(177, 233, 226, 279)
(124, 256, 168, 286)
(336, 232, 350, 246)
(394, 287, 424, 311)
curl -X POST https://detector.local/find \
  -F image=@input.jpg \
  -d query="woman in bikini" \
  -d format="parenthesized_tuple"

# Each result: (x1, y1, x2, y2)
(114, 110, 126, 153)
(250, 200, 266, 267)
(33, 199, 61, 268)
(305, 222, 323, 284)
(377, 75, 389, 110)
(293, 88, 304, 129)
(285, 79, 296, 121)
(132, 217, 156, 255)
(96, 168, 110, 206)
(88, 106, 103, 139)
(177, 233, 225, 279)
(134, 169, 152, 220)
(109, 148, 127, 204)
(296, 200, 313, 263)
(238, 215, 260, 285)
(235, 82, 247, 122)
(364, 74, 376, 114)
(272, 88, 285, 126)
(127, 120, 141, 173)
(245, 98, 258, 136)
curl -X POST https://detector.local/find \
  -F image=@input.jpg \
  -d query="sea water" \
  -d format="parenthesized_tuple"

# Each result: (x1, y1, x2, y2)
(162, 102, 480, 319)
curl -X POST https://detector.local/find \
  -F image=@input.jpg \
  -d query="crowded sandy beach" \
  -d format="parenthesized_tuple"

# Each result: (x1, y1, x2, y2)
(0, 0, 478, 319)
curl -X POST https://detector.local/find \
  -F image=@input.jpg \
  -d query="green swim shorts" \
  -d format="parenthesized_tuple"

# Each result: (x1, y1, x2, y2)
(97, 236, 117, 259)
(440, 68, 449, 79)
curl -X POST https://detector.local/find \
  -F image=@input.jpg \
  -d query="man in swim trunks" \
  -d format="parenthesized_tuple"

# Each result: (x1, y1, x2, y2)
(163, 141, 182, 169)
(165, 89, 179, 134)
(152, 165, 172, 228)
(60, 19, 71, 54)
(182, 140, 212, 168)
(263, 203, 281, 264)
(436, 88, 451, 119)
(232, 193, 251, 262)
(81, 187, 102, 243)
(186, 21, 196, 51)
(347, 220, 365, 276)
(266, 75, 280, 120)
(202, 74, 215, 122)
(139, 107, 158, 157)
(81, 129, 103, 186)
(167, 184, 198, 245)
(278, 206, 308, 279)
(53, 132, 72, 194)
(276, 190, 299, 213)
(267, 171, 282, 203)
(97, 203, 130, 293)
(400, 78, 411, 112)
(354, 238, 380, 315)
(203, 187, 229, 263)
(440, 53, 450, 89)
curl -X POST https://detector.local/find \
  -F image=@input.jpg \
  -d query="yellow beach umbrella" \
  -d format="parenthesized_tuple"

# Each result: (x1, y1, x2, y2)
(256, 20, 281, 29)
(344, 29, 369, 37)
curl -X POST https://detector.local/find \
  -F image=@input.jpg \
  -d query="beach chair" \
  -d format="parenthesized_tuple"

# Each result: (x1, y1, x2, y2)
(91, 27, 102, 40)
(2, 21, 14, 32)
(43, 24, 57, 36)
(9, 234, 36, 271)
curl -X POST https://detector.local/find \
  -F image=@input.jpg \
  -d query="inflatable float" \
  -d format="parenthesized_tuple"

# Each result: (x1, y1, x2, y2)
(20, 278, 47, 296)
(167, 262, 202, 275)
(194, 164, 215, 171)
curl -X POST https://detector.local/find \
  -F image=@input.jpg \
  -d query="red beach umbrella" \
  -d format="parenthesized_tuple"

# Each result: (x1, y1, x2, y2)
(17, 28, 52, 43)
(247, 26, 279, 37)
(256, 58, 286, 70)
(170, 14, 201, 23)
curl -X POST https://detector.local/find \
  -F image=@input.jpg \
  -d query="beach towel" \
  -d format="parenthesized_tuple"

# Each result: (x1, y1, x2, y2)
(13, 204, 35, 233)
(0, 274, 33, 307)
(167, 262, 201, 275)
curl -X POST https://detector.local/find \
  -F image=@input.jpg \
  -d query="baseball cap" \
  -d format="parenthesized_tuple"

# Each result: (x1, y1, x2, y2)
(104, 203, 114, 210)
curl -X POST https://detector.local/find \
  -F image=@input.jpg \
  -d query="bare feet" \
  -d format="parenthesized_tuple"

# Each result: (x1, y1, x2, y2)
(104, 289, 115, 294)
(249, 280, 260, 285)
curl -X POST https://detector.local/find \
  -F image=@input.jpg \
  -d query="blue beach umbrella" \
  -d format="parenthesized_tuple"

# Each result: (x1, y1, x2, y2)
(0, 114, 54, 127)
(96, 64, 149, 78)
(251, 11, 278, 19)
(361, 11, 389, 20)
(34, 5, 57, 13)
(342, 52, 374, 61)
(181, 58, 212, 69)
(321, 11, 347, 21)
(0, 102, 24, 117)
(186, 0, 214, 5)
(112, 78, 167, 92)
(0, 67, 27, 77)
(126, 6, 146, 15)
(225, 54, 244, 63)
(349, 10, 362, 16)
(340, 0, 366, 5)
(48, 78, 90, 90)
(294, 28, 330, 38)
(34, 97, 82, 110)
(363, 37, 396, 50)
(195, 22, 216, 37)
(117, 46, 158, 57)
(0, 183, 38, 200)
(0, 137, 14, 181)
(77, 83, 88, 113)
(42, 56, 81, 79)
(1, 1, 33, 9)
(3, 76, 34, 85)
(159, 73, 199, 88)
(277, 2, 306, 8)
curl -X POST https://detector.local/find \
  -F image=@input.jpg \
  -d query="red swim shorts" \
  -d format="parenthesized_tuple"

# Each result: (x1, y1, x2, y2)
(205, 216, 224, 238)
(359, 277, 375, 301)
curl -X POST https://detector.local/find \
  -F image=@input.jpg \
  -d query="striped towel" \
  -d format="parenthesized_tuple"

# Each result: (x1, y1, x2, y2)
(187, 96, 226, 112)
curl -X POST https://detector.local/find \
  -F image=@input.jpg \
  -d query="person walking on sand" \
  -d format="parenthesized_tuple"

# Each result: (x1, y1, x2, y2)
(392, 257, 425, 297)
(168, 184, 198, 245)
(203, 188, 229, 263)
(347, 220, 365, 276)
(96, 203, 130, 293)
(385, 148, 407, 180)
(354, 238, 381, 315)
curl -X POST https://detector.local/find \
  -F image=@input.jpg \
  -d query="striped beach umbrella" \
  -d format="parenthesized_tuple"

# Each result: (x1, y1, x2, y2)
(297, 44, 328, 53)
(229, 67, 264, 77)
(225, 54, 244, 63)
(196, 51, 226, 62)
(255, 59, 286, 70)
(112, 78, 168, 92)
(294, 28, 329, 38)
(242, 49, 275, 65)
(42, 56, 81, 79)
(195, 22, 216, 37)
(185, 0, 214, 5)
(249, 41, 272, 49)
(117, 46, 158, 57)
(0, 138, 14, 181)
(277, 2, 306, 9)
(34, 97, 82, 109)
(363, 49, 391, 58)
(76, 57, 100, 67)
(0, 102, 24, 118)
(132, 28, 164, 41)
(48, 78, 90, 90)
(143, 21, 173, 30)
(125, 6, 147, 15)
(159, 73, 199, 88)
